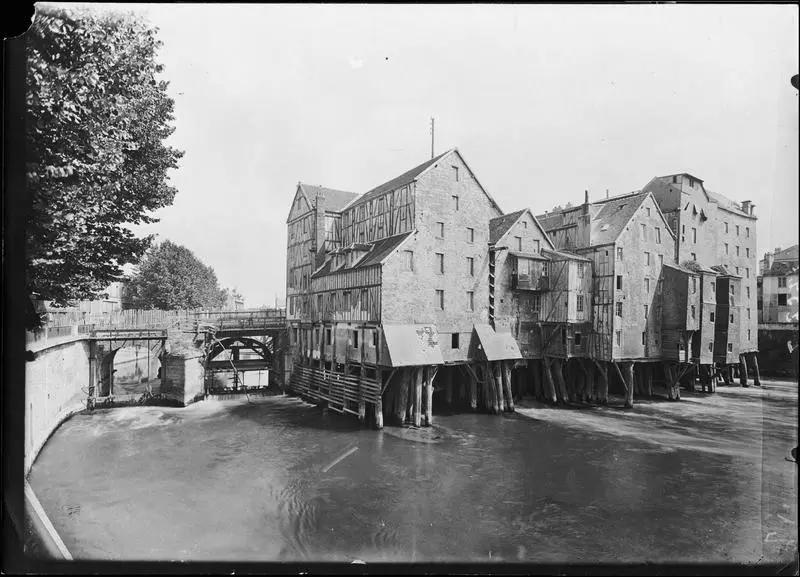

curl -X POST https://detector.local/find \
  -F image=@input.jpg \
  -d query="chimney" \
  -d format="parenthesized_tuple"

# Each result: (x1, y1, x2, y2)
(741, 200, 751, 214)
(749, 203, 756, 216)
(605, 189, 609, 199)
(584, 190, 589, 204)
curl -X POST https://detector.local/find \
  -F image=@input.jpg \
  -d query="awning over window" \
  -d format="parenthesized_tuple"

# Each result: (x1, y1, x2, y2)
(382, 324, 444, 367)
(472, 324, 523, 361)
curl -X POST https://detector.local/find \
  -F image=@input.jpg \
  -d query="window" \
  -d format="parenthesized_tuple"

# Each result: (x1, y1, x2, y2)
(577, 294, 584, 312)
(645, 252, 651, 266)
(746, 227, 750, 238)
(467, 291, 474, 311)
(372, 330, 378, 348)
(735, 266, 739, 274)
(641, 223, 647, 240)
(577, 262, 585, 278)
(515, 236, 522, 251)
(656, 227, 661, 244)
(343, 291, 351, 310)
(452, 165, 459, 181)
(736, 245, 740, 256)
(436, 222, 444, 238)
(778, 277, 787, 288)
(736, 225, 740, 236)
(725, 243, 729, 255)
(728, 343, 733, 352)
(326, 328, 332, 345)
(467, 257, 474, 276)
(452, 195, 459, 211)
(451, 333, 460, 349)
(692, 228, 697, 243)
(646, 207, 651, 217)
(642, 332, 647, 345)
(659, 254, 664, 267)
(710, 312, 715, 322)
(708, 342, 713, 352)
(436, 253, 444, 274)
(747, 287, 751, 299)
(361, 289, 369, 312)
(645, 278, 651, 293)
(531, 293, 541, 313)
(746, 268, 749, 279)
(616, 330, 622, 346)
(730, 285, 734, 295)
(748, 329, 751, 341)
(746, 248, 750, 258)
(644, 304, 649, 318)
(730, 314, 734, 323)
(778, 294, 788, 306)
(436, 289, 445, 309)
(467, 227, 475, 243)
(533, 239, 540, 253)
(616, 275, 623, 290)
(402, 250, 414, 271)
(617, 247, 624, 260)
(711, 281, 716, 293)
(724, 222, 729, 234)
(672, 175, 678, 184)
(616, 302, 623, 317)
(691, 305, 696, 319)
(575, 332, 582, 346)
(692, 277, 697, 294)
(317, 294, 323, 312)
(691, 253, 697, 261)
(523, 221, 528, 229)
(352, 330, 359, 349)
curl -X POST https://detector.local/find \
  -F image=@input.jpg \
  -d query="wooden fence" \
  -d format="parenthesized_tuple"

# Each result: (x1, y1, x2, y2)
(288, 365, 381, 416)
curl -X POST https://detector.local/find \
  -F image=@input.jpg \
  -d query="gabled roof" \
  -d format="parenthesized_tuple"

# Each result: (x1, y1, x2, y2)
(340, 148, 503, 215)
(489, 208, 555, 249)
(773, 245, 800, 261)
(589, 191, 650, 245)
(311, 232, 414, 278)
(764, 260, 800, 277)
(298, 183, 358, 212)
(710, 264, 741, 278)
(542, 248, 592, 262)
(659, 172, 704, 183)
(705, 189, 754, 219)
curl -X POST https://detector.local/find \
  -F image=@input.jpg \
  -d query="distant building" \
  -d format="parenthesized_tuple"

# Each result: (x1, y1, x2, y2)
(35, 280, 127, 320)
(758, 245, 799, 324)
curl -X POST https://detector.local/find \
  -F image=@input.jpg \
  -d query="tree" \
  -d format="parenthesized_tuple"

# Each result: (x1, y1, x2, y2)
(124, 240, 228, 310)
(25, 6, 183, 315)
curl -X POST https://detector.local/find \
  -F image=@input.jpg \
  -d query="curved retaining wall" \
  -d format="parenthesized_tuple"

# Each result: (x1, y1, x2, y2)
(25, 337, 92, 475)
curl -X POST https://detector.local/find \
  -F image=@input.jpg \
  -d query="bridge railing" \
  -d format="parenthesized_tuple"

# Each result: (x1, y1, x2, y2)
(37, 308, 286, 330)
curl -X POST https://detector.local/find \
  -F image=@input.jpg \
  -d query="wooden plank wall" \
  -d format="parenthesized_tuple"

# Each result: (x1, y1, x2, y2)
(288, 365, 381, 416)
(310, 265, 381, 323)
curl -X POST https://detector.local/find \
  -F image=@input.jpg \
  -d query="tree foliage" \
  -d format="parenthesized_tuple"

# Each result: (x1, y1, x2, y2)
(26, 5, 183, 311)
(124, 240, 228, 310)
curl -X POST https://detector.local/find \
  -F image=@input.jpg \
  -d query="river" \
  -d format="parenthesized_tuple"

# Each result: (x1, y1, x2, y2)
(27, 379, 797, 564)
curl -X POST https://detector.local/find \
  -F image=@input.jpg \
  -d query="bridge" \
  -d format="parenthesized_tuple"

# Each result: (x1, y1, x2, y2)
(28, 308, 287, 401)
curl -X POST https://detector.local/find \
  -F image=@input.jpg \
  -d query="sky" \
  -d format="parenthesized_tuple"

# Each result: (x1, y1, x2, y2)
(49, 3, 799, 307)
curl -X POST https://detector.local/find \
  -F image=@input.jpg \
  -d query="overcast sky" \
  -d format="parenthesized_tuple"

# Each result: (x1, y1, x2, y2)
(52, 3, 799, 307)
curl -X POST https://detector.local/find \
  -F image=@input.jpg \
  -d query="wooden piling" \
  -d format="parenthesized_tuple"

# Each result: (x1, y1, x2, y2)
(413, 367, 423, 427)
(552, 359, 569, 404)
(750, 352, 761, 386)
(645, 363, 653, 398)
(374, 398, 383, 429)
(531, 360, 543, 400)
(424, 366, 434, 426)
(739, 355, 749, 387)
(542, 357, 558, 404)
(595, 361, 608, 404)
(492, 362, 505, 413)
(623, 362, 635, 408)
(502, 361, 515, 412)
(469, 366, 478, 410)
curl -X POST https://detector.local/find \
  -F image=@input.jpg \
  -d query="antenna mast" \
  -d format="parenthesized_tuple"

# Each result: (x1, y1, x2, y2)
(430, 117, 435, 159)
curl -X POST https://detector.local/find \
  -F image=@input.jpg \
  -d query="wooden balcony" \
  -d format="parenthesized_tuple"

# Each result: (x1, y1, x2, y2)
(511, 273, 549, 291)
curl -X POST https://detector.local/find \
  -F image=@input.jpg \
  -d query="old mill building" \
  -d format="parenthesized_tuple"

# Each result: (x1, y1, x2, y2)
(284, 151, 761, 428)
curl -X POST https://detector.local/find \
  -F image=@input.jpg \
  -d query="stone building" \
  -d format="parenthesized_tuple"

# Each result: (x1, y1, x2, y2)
(757, 245, 799, 376)
(640, 173, 759, 383)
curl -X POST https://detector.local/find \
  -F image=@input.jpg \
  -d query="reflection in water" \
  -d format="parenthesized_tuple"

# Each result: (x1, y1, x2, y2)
(27, 382, 798, 564)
